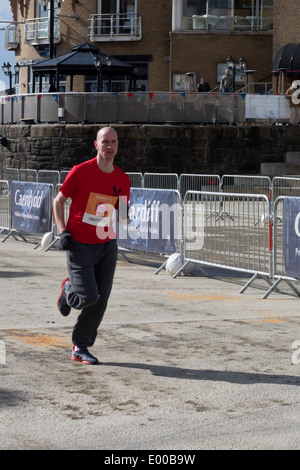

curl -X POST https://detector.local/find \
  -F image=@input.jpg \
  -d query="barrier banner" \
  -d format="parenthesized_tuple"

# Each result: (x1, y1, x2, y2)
(11, 181, 52, 234)
(245, 94, 290, 120)
(283, 197, 300, 278)
(117, 188, 180, 254)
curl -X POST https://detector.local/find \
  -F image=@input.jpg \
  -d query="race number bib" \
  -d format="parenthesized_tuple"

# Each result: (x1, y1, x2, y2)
(82, 192, 118, 227)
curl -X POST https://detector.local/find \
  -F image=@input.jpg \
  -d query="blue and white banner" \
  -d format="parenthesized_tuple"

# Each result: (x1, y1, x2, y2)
(117, 188, 181, 254)
(11, 181, 52, 235)
(283, 197, 300, 278)
(245, 94, 290, 120)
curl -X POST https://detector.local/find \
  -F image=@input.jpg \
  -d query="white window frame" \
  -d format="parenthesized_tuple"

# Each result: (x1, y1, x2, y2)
(97, 0, 138, 16)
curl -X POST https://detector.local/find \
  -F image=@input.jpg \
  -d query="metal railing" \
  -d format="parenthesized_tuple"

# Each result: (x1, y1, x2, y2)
(4, 170, 300, 200)
(262, 196, 300, 299)
(4, 23, 19, 50)
(272, 177, 300, 202)
(221, 174, 272, 198)
(0, 180, 10, 234)
(183, 190, 271, 276)
(1, 172, 300, 298)
(24, 17, 60, 45)
(0, 91, 255, 125)
(188, 13, 273, 32)
(179, 174, 220, 198)
(0, 92, 290, 125)
(88, 13, 142, 41)
(4, 168, 62, 187)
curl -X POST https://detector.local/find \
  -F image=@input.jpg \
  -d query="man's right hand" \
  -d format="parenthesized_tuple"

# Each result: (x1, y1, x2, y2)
(59, 230, 76, 251)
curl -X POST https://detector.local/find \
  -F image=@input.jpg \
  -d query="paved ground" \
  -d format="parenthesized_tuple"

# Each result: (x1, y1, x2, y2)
(0, 233, 300, 451)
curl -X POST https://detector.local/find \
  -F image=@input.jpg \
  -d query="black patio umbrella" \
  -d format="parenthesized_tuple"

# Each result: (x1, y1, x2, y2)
(273, 43, 300, 74)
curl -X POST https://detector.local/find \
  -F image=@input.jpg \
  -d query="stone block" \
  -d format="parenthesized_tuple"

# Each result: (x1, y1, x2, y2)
(261, 162, 300, 177)
(285, 151, 300, 164)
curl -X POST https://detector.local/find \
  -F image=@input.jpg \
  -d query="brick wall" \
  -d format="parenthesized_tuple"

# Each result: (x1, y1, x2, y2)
(273, 0, 300, 58)
(170, 32, 273, 90)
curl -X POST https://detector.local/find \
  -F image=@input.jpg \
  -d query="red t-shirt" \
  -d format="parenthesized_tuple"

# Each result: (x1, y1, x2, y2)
(60, 157, 131, 244)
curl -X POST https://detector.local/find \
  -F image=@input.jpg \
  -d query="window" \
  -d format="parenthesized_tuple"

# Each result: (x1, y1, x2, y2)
(36, 0, 60, 39)
(29, 70, 66, 93)
(131, 62, 148, 91)
(84, 62, 148, 92)
(98, 0, 137, 16)
(37, 1, 61, 18)
(182, 0, 273, 31)
(91, 0, 141, 40)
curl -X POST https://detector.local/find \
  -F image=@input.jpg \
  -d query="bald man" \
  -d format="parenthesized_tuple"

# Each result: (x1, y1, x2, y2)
(54, 127, 131, 364)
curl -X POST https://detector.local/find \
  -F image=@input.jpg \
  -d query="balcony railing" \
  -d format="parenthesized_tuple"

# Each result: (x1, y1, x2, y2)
(184, 13, 273, 32)
(88, 13, 142, 42)
(0, 91, 290, 126)
(4, 23, 19, 50)
(24, 17, 60, 46)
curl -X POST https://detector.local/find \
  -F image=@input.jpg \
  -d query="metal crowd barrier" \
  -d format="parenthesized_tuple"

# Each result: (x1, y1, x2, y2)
(1, 182, 54, 244)
(221, 174, 271, 198)
(143, 173, 179, 190)
(264, 196, 300, 299)
(181, 190, 271, 283)
(179, 174, 220, 198)
(19, 169, 38, 182)
(272, 177, 300, 202)
(33, 183, 70, 251)
(4, 168, 64, 185)
(0, 180, 10, 235)
(126, 172, 143, 188)
(37, 170, 60, 187)
(0, 172, 300, 298)
(5, 170, 300, 201)
(46, 183, 71, 249)
(273, 196, 285, 279)
(4, 168, 19, 185)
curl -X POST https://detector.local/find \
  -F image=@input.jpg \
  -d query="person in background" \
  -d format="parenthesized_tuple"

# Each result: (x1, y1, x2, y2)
(53, 126, 131, 365)
(197, 77, 210, 92)
(220, 69, 233, 93)
(286, 80, 300, 125)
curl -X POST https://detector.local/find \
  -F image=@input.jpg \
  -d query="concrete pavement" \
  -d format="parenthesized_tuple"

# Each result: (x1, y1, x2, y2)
(0, 234, 300, 450)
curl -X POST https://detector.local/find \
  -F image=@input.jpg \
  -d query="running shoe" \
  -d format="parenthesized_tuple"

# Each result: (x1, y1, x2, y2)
(71, 346, 99, 365)
(57, 277, 71, 317)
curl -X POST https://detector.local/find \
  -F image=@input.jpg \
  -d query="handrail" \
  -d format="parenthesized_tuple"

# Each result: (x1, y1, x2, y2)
(0, 91, 291, 125)
(24, 16, 60, 44)
(88, 13, 142, 41)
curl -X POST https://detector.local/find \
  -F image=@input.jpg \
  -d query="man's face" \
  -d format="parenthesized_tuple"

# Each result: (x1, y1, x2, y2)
(95, 128, 118, 162)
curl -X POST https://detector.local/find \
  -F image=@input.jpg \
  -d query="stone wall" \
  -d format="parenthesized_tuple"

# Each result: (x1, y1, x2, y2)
(1, 123, 300, 177)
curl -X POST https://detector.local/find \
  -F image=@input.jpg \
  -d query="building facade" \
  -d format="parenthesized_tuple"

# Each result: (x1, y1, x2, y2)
(5, 0, 274, 94)
(273, 0, 300, 59)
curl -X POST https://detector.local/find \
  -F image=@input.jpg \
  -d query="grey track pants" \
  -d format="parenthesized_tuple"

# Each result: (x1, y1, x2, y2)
(65, 238, 118, 349)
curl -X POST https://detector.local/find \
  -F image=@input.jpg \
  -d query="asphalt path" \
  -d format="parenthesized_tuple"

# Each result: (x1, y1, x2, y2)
(0, 234, 300, 451)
